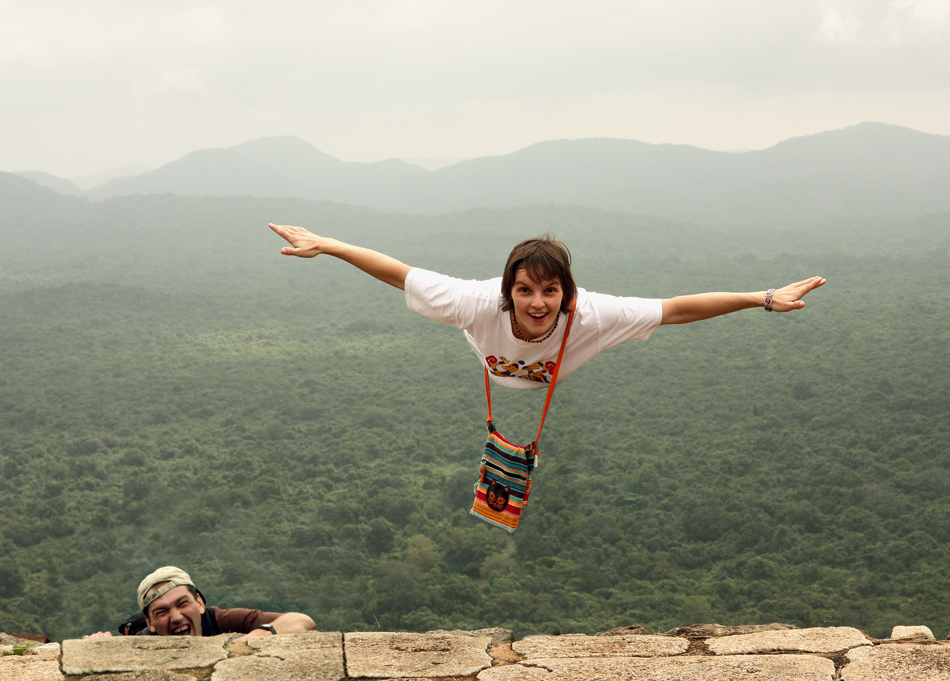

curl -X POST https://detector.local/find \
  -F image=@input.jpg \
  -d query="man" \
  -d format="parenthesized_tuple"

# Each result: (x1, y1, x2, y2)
(85, 566, 315, 641)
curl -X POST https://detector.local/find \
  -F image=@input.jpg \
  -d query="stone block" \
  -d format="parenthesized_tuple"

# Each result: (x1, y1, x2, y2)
(665, 623, 798, 638)
(61, 634, 229, 675)
(513, 633, 688, 659)
(707, 626, 871, 655)
(345, 631, 492, 678)
(842, 643, 950, 680)
(889, 625, 934, 640)
(427, 627, 514, 646)
(477, 654, 836, 680)
(596, 625, 650, 636)
(212, 631, 344, 681)
(0, 633, 50, 646)
(75, 673, 195, 680)
(0, 642, 63, 681)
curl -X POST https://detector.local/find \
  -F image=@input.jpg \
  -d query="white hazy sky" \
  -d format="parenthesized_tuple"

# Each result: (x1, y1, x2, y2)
(3, 0, 949, 179)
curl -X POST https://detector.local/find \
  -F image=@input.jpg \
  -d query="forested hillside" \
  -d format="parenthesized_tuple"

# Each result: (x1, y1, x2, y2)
(1, 175, 948, 641)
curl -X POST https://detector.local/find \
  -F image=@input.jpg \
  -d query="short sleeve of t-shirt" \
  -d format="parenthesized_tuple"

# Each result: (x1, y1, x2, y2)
(404, 267, 500, 330)
(577, 290, 663, 354)
(210, 607, 281, 634)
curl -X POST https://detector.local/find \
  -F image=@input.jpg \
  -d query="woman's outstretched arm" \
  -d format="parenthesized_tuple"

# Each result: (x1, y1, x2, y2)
(660, 276, 826, 325)
(269, 223, 412, 290)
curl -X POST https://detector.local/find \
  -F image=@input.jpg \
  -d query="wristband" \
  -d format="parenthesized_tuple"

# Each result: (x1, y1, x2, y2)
(764, 288, 775, 312)
(258, 624, 277, 635)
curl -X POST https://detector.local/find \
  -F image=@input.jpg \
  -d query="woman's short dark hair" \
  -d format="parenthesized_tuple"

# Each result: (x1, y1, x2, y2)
(500, 234, 576, 314)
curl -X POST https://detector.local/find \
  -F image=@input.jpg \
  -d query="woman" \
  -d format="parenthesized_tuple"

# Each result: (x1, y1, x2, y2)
(268, 224, 825, 389)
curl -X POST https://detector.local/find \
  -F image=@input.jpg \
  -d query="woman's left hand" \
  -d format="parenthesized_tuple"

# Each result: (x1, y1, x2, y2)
(770, 276, 827, 311)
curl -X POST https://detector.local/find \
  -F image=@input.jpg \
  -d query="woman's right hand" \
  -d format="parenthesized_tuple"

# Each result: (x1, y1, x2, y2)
(269, 223, 336, 258)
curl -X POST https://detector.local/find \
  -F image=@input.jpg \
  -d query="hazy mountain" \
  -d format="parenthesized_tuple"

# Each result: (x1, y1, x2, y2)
(13, 171, 86, 197)
(71, 163, 152, 191)
(3, 170, 945, 273)
(86, 136, 427, 207)
(34, 123, 950, 224)
(1, 171, 88, 215)
(85, 148, 307, 201)
(417, 123, 950, 221)
(400, 157, 468, 171)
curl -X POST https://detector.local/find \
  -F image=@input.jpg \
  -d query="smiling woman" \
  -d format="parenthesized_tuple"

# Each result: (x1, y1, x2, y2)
(268, 223, 824, 391)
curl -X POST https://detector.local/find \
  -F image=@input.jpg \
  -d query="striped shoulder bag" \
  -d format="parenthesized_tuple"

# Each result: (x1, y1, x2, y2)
(470, 303, 575, 533)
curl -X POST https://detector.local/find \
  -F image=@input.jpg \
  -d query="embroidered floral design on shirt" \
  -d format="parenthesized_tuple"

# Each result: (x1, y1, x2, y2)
(485, 355, 554, 383)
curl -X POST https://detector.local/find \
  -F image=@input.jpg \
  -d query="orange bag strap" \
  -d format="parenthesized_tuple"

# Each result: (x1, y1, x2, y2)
(533, 302, 575, 443)
(484, 362, 494, 425)
(484, 301, 576, 445)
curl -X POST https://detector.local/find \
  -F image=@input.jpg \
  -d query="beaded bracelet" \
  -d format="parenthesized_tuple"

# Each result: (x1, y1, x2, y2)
(764, 288, 775, 312)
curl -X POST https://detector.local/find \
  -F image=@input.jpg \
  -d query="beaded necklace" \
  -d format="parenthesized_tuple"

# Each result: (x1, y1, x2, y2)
(510, 310, 560, 343)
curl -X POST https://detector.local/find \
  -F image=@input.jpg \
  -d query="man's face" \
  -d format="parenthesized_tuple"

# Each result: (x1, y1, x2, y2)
(510, 266, 564, 340)
(145, 585, 205, 636)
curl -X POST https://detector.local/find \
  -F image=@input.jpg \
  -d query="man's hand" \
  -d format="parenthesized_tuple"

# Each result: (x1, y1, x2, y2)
(233, 628, 273, 643)
(232, 612, 316, 643)
(82, 631, 114, 639)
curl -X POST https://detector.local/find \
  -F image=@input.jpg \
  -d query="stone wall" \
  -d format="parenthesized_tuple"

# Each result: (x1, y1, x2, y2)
(2, 623, 949, 680)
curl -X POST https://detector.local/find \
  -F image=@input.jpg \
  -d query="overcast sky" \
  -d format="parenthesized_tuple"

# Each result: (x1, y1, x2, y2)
(3, 0, 949, 179)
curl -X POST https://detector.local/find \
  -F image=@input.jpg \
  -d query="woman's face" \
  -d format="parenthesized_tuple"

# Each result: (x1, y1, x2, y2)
(510, 266, 564, 340)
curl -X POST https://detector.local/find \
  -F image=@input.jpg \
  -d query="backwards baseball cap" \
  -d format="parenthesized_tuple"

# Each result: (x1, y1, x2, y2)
(137, 566, 197, 612)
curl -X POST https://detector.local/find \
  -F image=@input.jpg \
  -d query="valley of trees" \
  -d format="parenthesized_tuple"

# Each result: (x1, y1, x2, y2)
(0, 176, 948, 641)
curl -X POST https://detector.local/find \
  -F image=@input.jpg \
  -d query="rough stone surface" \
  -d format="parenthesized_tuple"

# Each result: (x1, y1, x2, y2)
(513, 633, 688, 659)
(597, 625, 651, 637)
(477, 654, 836, 680)
(77, 673, 195, 681)
(889, 625, 935, 640)
(427, 628, 514, 646)
(706, 626, 872, 655)
(841, 643, 950, 680)
(17, 625, 950, 680)
(1, 633, 50, 646)
(245, 630, 341, 653)
(0, 642, 63, 681)
(665, 623, 798, 639)
(61, 634, 229, 675)
(212, 631, 344, 681)
(345, 631, 492, 678)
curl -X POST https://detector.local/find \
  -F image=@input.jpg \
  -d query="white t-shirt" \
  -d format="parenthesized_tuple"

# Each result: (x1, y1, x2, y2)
(404, 268, 663, 390)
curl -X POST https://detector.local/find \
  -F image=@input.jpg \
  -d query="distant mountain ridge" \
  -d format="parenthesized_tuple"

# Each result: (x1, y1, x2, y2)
(13, 171, 85, 197)
(24, 123, 950, 224)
